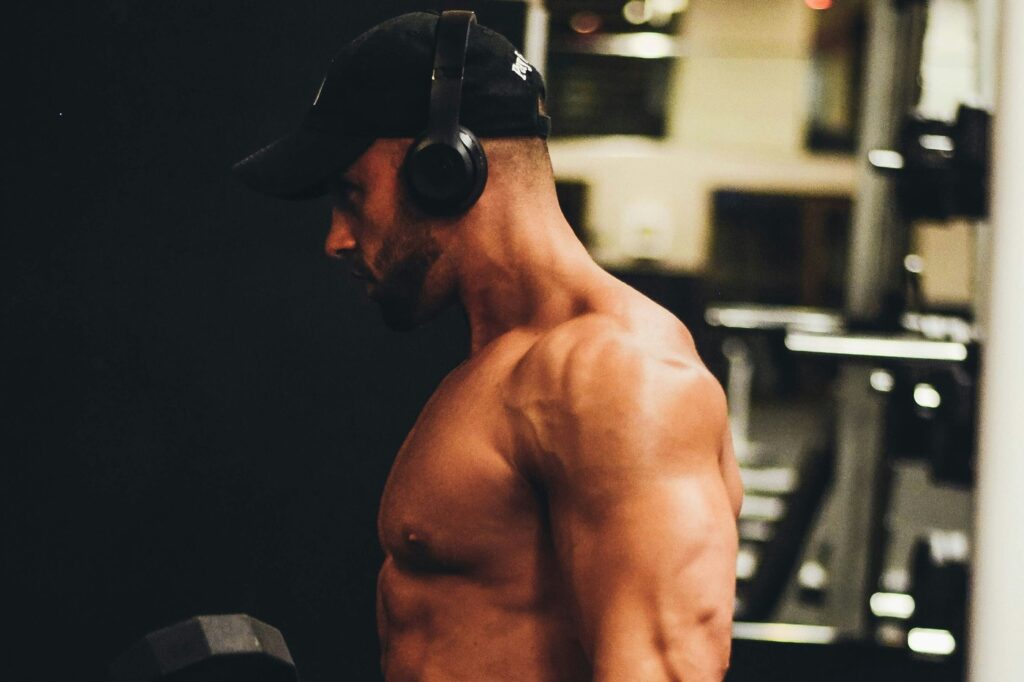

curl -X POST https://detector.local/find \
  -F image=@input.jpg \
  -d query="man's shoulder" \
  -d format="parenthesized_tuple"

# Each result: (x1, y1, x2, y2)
(505, 311, 729, 476)
(510, 311, 718, 407)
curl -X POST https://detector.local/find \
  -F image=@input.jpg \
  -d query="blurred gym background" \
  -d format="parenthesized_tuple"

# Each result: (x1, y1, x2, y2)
(6, 0, 1019, 680)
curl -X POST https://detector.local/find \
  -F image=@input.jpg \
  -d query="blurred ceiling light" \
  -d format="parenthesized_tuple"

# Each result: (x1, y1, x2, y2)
(704, 306, 843, 333)
(805, 0, 834, 9)
(901, 312, 976, 344)
(870, 369, 896, 393)
(881, 568, 911, 593)
(623, 0, 687, 28)
(736, 546, 759, 580)
(797, 561, 828, 591)
(913, 383, 942, 409)
(907, 628, 957, 656)
(870, 592, 916, 620)
(904, 254, 926, 274)
(868, 149, 906, 170)
(740, 494, 786, 522)
(623, 0, 653, 25)
(569, 11, 602, 34)
(740, 467, 798, 494)
(920, 134, 956, 153)
(648, 12, 673, 28)
(929, 530, 970, 564)
(605, 32, 679, 59)
(651, 0, 689, 12)
(652, 0, 684, 27)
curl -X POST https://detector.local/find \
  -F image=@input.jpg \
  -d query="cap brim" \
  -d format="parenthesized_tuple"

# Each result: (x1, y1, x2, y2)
(232, 126, 375, 200)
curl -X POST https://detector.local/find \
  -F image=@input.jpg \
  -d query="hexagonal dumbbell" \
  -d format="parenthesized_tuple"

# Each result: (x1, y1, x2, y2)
(110, 614, 299, 682)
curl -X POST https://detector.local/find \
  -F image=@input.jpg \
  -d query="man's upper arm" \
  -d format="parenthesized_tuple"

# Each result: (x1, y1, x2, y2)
(522, 327, 738, 681)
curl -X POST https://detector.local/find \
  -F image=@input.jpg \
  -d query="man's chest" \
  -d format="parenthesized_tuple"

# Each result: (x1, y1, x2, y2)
(377, 366, 543, 574)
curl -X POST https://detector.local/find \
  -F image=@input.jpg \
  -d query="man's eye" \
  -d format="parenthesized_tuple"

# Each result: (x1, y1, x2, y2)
(331, 189, 361, 214)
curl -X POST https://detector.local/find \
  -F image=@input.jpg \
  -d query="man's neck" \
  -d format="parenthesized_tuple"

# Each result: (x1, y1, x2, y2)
(452, 201, 607, 356)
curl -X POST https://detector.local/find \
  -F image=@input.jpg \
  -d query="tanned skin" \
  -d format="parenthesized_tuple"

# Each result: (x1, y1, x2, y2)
(324, 138, 743, 682)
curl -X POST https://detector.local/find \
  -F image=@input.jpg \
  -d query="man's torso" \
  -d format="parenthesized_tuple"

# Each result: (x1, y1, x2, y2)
(376, 289, 741, 681)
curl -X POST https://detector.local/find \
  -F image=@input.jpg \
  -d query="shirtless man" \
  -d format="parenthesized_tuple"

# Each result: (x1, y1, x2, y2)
(234, 11, 742, 681)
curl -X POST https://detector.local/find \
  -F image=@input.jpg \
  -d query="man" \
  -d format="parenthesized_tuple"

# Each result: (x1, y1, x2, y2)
(234, 11, 742, 681)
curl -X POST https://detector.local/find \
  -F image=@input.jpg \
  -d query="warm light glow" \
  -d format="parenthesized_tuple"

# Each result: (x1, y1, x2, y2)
(805, 0, 834, 9)
(569, 11, 602, 34)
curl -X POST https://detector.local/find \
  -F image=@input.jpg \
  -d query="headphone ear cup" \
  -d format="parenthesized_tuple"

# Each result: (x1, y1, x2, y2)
(403, 127, 488, 216)
(457, 127, 488, 211)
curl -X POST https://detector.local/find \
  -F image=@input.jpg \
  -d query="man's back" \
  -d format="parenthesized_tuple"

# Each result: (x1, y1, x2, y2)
(377, 277, 743, 681)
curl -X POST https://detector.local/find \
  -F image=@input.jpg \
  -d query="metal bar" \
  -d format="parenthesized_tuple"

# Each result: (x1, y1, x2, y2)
(827, 364, 888, 638)
(845, 0, 908, 321)
(732, 622, 838, 645)
(705, 305, 844, 333)
(785, 332, 970, 362)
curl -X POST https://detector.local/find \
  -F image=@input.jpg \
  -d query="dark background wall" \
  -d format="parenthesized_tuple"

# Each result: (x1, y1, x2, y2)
(5, 2, 470, 680)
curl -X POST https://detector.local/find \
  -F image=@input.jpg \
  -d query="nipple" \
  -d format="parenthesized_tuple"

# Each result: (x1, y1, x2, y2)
(403, 529, 430, 552)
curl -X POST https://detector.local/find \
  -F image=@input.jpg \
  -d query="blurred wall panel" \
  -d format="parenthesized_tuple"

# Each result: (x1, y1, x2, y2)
(669, 0, 816, 153)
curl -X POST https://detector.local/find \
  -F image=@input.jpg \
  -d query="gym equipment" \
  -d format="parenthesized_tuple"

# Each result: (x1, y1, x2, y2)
(906, 532, 969, 658)
(705, 304, 843, 461)
(870, 105, 991, 221)
(690, 4, 988, 681)
(735, 448, 834, 621)
(704, 305, 838, 621)
(788, 324, 977, 488)
(109, 614, 298, 682)
(403, 11, 489, 216)
(876, 364, 977, 486)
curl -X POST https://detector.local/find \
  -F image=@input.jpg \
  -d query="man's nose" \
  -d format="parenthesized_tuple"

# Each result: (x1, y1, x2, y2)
(325, 207, 357, 259)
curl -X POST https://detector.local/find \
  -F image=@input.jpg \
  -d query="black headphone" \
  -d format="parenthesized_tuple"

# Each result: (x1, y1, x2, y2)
(403, 11, 488, 216)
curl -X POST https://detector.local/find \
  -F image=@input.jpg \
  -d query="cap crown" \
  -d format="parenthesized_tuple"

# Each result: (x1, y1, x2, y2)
(303, 12, 548, 139)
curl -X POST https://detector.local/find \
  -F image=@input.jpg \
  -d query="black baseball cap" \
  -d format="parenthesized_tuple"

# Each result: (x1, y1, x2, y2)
(233, 11, 550, 200)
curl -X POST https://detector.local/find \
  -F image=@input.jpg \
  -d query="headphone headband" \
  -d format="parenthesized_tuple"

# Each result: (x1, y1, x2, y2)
(428, 11, 475, 142)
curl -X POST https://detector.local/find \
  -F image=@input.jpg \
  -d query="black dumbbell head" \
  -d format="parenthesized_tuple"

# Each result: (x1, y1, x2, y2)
(110, 614, 298, 682)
